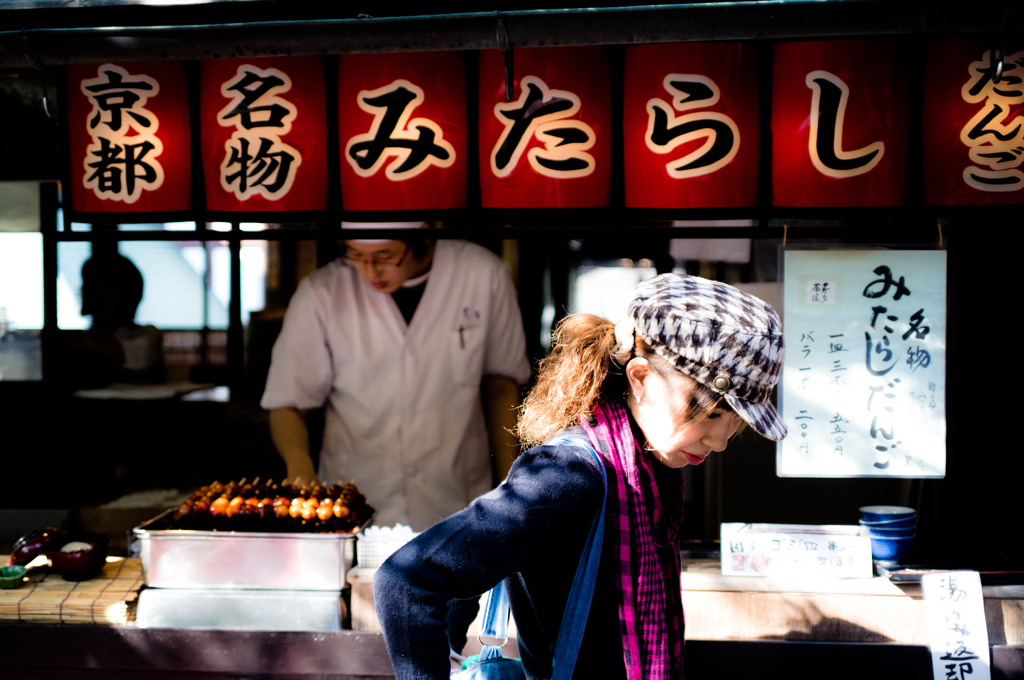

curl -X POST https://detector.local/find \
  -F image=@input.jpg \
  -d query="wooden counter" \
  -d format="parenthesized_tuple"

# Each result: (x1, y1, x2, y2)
(678, 559, 1024, 646)
(2, 559, 1022, 679)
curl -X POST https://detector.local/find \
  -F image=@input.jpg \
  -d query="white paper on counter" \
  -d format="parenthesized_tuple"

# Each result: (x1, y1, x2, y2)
(922, 571, 991, 680)
(779, 249, 947, 478)
(720, 522, 873, 578)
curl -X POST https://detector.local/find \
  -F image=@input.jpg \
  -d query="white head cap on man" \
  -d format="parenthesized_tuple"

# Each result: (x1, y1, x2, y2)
(340, 221, 426, 244)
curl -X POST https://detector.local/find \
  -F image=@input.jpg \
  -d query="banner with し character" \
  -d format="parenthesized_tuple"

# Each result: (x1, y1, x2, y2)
(778, 250, 947, 478)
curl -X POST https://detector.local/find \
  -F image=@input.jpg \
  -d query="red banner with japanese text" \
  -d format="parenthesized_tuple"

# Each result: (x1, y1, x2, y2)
(67, 61, 191, 214)
(479, 46, 612, 208)
(772, 40, 908, 207)
(200, 56, 328, 212)
(923, 38, 1024, 205)
(623, 43, 759, 209)
(338, 51, 467, 211)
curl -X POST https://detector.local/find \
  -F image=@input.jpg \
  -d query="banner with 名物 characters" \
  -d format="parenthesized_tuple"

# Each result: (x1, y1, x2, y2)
(67, 61, 192, 214)
(623, 42, 759, 209)
(478, 46, 612, 209)
(772, 40, 908, 207)
(200, 55, 329, 212)
(338, 51, 467, 211)
(923, 38, 1024, 205)
(778, 250, 947, 478)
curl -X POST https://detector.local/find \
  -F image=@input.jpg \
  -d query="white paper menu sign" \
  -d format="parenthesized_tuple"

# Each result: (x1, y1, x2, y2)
(779, 250, 947, 478)
(720, 522, 873, 578)
(922, 571, 991, 680)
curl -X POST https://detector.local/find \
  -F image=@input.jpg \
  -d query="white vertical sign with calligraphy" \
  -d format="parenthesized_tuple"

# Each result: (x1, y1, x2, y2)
(779, 250, 947, 477)
(922, 571, 991, 680)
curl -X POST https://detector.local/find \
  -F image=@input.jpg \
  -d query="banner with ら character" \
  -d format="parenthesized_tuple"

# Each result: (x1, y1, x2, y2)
(778, 250, 947, 478)
(200, 56, 329, 212)
(67, 61, 192, 214)
(623, 42, 759, 209)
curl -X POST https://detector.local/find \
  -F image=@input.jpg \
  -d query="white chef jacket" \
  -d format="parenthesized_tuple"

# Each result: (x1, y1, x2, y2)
(261, 240, 532, 531)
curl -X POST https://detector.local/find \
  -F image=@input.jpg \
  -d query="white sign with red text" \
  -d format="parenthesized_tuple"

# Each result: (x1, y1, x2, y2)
(721, 523, 873, 578)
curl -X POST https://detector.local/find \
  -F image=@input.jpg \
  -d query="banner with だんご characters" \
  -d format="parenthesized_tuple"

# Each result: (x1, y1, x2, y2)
(778, 250, 947, 478)
(923, 38, 1024, 205)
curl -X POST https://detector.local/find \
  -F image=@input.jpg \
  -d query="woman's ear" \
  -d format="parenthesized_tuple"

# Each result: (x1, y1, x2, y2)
(625, 357, 651, 402)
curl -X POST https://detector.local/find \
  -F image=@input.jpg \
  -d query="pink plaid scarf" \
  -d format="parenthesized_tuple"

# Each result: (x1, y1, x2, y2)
(579, 401, 685, 680)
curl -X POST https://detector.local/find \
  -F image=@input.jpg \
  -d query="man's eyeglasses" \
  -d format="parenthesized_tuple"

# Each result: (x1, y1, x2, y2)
(342, 244, 410, 270)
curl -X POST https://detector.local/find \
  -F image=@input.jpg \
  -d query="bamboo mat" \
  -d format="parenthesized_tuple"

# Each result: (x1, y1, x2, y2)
(0, 555, 143, 625)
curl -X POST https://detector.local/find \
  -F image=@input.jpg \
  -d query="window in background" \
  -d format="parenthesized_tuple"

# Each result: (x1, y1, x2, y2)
(118, 222, 195, 231)
(57, 241, 92, 329)
(0, 183, 43, 380)
(240, 241, 268, 326)
(573, 258, 657, 323)
(119, 241, 226, 329)
(59, 238, 233, 382)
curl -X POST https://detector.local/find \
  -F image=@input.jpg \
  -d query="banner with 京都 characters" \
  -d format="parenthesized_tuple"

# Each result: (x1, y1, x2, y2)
(200, 55, 329, 212)
(67, 61, 192, 213)
(478, 46, 612, 208)
(778, 250, 947, 478)
(623, 42, 759, 209)
(772, 41, 908, 207)
(338, 51, 467, 211)
(923, 38, 1024, 205)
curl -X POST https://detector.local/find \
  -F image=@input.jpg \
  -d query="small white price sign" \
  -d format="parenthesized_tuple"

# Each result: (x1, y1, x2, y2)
(922, 571, 991, 680)
(720, 523, 873, 579)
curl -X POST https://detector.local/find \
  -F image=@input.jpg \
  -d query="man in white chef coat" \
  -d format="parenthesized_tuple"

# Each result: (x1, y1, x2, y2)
(261, 222, 532, 532)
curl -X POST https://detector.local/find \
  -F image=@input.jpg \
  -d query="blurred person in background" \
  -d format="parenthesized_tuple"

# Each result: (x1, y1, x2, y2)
(61, 252, 164, 388)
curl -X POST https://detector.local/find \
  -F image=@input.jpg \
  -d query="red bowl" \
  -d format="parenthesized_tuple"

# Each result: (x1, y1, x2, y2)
(43, 533, 109, 581)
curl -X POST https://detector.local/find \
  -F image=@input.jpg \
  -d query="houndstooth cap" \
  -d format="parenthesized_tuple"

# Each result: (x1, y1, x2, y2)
(628, 274, 787, 441)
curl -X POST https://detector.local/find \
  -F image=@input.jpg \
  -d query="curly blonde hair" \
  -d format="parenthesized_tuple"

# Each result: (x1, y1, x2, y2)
(516, 313, 734, 448)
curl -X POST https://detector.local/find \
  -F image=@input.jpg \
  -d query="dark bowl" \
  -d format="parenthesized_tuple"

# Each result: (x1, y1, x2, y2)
(859, 505, 916, 522)
(43, 533, 109, 581)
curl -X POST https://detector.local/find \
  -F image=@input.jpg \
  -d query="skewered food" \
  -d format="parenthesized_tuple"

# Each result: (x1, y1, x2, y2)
(169, 479, 373, 533)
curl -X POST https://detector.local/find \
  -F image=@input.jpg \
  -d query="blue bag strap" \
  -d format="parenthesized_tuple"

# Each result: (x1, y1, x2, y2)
(546, 435, 608, 680)
(474, 580, 512, 662)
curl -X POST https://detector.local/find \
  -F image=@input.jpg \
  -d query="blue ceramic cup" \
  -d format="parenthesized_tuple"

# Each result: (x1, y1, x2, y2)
(869, 535, 914, 561)
(865, 525, 916, 538)
(860, 505, 915, 522)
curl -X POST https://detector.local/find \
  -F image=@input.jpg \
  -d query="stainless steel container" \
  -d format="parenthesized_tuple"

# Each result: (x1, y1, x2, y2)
(133, 510, 357, 591)
(135, 588, 343, 630)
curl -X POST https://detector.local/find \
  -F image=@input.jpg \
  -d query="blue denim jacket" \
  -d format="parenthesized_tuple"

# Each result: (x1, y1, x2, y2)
(374, 436, 626, 680)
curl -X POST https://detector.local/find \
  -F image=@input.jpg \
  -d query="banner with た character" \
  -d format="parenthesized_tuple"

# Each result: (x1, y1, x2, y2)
(778, 250, 947, 478)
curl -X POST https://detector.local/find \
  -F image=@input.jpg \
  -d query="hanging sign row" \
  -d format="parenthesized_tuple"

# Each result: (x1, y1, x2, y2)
(66, 38, 1024, 215)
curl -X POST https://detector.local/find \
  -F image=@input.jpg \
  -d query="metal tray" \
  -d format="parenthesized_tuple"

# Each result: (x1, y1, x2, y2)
(133, 509, 358, 591)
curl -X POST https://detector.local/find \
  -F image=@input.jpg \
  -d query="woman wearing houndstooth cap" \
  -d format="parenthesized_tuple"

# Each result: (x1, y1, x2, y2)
(376, 273, 787, 680)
